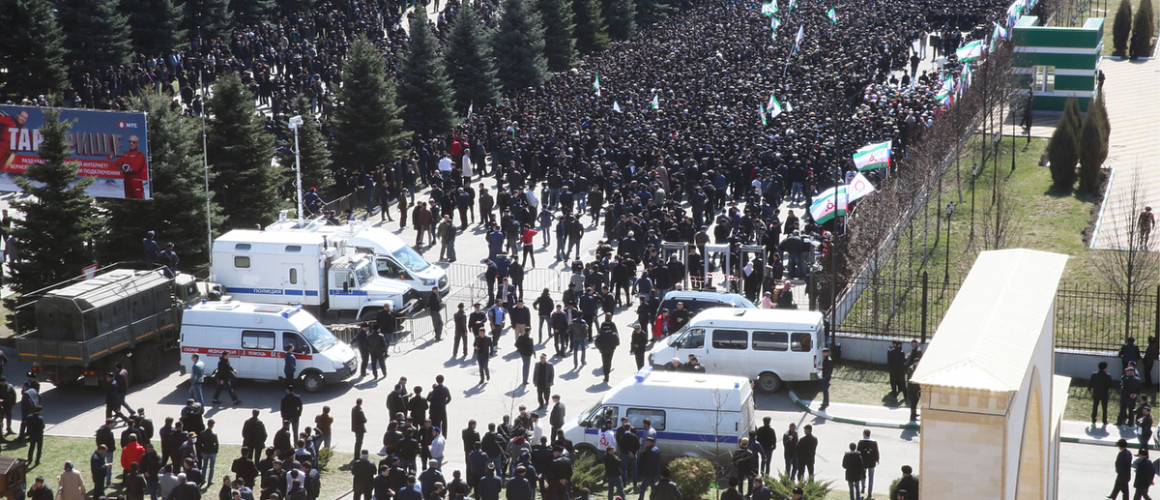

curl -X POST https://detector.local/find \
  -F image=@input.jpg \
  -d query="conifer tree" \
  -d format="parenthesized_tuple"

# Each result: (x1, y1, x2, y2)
(1078, 96, 1109, 195)
(492, 0, 549, 91)
(7, 109, 98, 294)
(634, 0, 673, 26)
(122, 0, 185, 56)
(56, 0, 132, 80)
(1112, 0, 1132, 55)
(183, 0, 233, 44)
(1130, 0, 1155, 59)
(1047, 97, 1081, 191)
(0, 0, 68, 101)
(397, 9, 457, 137)
(446, 4, 501, 113)
(277, 96, 334, 203)
(605, 0, 637, 41)
(573, 0, 610, 53)
(230, 0, 274, 26)
(206, 73, 279, 229)
(538, 0, 577, 71)
(330, 37, 408, 170)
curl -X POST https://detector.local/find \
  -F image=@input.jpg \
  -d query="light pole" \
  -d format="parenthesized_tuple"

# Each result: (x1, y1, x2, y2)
(944, 202, 955, 283)
(288, 115, 304, 222)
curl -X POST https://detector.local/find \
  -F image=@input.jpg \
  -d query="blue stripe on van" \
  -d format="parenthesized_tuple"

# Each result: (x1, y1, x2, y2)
(225, 287, 320, 296)
(584, 428, 739, 444)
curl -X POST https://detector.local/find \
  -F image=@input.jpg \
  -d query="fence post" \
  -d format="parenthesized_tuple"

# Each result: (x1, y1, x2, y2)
(921, 271, 929, 344)
(1155, 285, 1159, 341)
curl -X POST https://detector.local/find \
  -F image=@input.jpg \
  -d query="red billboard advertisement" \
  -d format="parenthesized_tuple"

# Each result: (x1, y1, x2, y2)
(0, 105, 150, 200)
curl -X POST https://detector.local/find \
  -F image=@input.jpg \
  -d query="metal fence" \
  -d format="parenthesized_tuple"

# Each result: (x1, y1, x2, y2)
(835, 272, 1160, 352)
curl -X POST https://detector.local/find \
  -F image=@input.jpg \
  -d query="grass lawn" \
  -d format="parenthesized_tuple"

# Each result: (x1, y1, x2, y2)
(1092, 0, 1160, 56)
(790, 361, 903, 409)
(0, 436, 352, 499)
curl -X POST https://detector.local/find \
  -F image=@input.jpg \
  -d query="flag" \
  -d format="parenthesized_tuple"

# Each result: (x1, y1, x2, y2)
(760, 1, 777, 16)
(612, 101, 622, 113)
(852, 140, 892, 171)
(810, 186, 847, 224)
(758, 105, 768, 126)
(788, 0, 796, 10)
(767, 93, 783, 118)
(961, 63, 972, 88)
(935, 88, 952, 105)
(955, 40, 984, 62)
(771, 16, 780, 30)
(826, 7, 837, 24)
(847, 172, 877, 203)
(793, 25, 805, 53)
(593, 73, 601, 96)
(651, 93, 659, 110)
(467, 101, 474, 119)
(785, 101, 793, 112)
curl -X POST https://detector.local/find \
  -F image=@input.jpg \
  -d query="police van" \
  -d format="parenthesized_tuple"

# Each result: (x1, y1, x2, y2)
(562, 369, 754, 465)
(179, 301, 358, 392)
(648, 308, 824, 392)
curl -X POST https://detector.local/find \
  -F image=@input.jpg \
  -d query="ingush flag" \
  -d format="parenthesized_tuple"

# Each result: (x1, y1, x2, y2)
(758, 105, 768, 126)
(852, 140, 892, 171)
(846, 172, 877, 203)
(593, 73, 601, 96)
(955, 40, 984, 62)
(651, 93, 660, 110)
(761, 1, 777, 16)
(826, 7, 837, 24)
(793, 25, 805, 53)
(767, 93, 783, 118)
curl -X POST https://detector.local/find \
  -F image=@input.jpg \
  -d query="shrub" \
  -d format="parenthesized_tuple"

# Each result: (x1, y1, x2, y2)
(570, 454, 606, 494)
(1078, 95, 1109, 195)
(1130, 0, 1156, 59)
(766, 472, 834, 500)
(1113, 0, 1133, 55)
(668, 456, 714, 500)
(1047, 98, 1082, 191)
(316, 447, 333, 471)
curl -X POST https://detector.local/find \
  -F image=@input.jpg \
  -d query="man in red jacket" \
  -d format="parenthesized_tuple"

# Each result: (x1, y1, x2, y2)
(115, 135, 149, 199)
(121, 434, 147, 472)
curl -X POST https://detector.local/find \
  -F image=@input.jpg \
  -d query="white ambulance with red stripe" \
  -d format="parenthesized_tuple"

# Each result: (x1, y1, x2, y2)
(179, 301, 358, 392)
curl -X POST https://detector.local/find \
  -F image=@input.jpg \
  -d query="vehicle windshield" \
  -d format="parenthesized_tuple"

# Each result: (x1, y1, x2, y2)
(300, 321, 339, 352)
(353, 260, 376, 285)
(669, 324, 692, 343)
(392, 246, 431, 272)
(583, 401, 603, 425)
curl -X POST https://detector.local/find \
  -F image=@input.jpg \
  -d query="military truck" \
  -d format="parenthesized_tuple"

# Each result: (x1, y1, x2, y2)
(14, 268, 210, 386)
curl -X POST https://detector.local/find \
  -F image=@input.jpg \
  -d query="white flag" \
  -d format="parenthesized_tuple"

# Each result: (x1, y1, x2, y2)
(846, 172, 877, 203)
(612, 101, 622, 113)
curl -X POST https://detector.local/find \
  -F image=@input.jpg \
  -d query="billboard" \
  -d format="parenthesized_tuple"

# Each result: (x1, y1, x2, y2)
(0, 105, 150, 200)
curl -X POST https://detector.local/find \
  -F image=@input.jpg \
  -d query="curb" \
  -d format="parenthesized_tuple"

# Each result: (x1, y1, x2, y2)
(1059, 436, 1121, 447)
(786, 387, 921, 431)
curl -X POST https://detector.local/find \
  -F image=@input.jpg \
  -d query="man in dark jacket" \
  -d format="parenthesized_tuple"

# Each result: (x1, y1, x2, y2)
(429, 375, 452, 432)
(595, 314, 620, 383)
(856, 429, 880, 498)
(506, 466, 534, 500)
(1134, 449, 1156, 500)
(795, 425, 818, 481)
(281, 386, 304, 440)
(1110, 439, 1133, 500)
(637, 438, 661, 500)
(547, 447, 573, 500)
(242, 410, 267, 464)
(649, 468, 681, 500)
(730, 438, 754, 496)
(895, 465, 918, 500)
(170, 473, 201, 500)
(887, 341, 906, 398)
(533, 356, 555, 408)
(351, 451, 376, 500)
(841, 443, 865, 500)
(754, 417, 777, 476)
(1118, 366, 1143, 427)
(352, 399, 368, 462)
(1091, 361, 1115, 426)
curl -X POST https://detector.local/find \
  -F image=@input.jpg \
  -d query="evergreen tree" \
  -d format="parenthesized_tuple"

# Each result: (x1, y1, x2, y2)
(230, 0, 274, 26)
(0, 0, 68, 101)
(605, 0, 636, 41)
(634, 0, 673, 26)
(397, 9, 457, 137)
(1077, 96, 1109, 195)
(573, 0, 609, 53)
(330, 37, 408, 170)
(7, 109, 98, 295)
(206, 73, 279, 229)
(122, 0, 185, 57)
(1047, 98, 1081, 191)
(1130, 0, 1155, 59)
(538, 0, 577, 71)
(98, 92, 224, 271)
(56, 0, 131, 81)
(183, 0, 233, 44)
(276, 0, 315, 16)
(492, 0, 549, 92)
(277, 96, 334, 206)
(1112, 0, 1132, 56)
(445, 4, 501, 113)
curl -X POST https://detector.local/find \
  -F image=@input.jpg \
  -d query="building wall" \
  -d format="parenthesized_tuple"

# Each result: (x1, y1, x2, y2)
(1011, 16, 1104, 112)
(920, 388, 1009, 498)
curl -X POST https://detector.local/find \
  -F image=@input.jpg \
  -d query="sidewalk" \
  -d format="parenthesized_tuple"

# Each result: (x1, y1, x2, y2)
(787, 386, 1149, 447)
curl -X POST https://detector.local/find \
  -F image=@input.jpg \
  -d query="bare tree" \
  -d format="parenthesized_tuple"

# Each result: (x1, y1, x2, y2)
(1093, 176, 1160, 341)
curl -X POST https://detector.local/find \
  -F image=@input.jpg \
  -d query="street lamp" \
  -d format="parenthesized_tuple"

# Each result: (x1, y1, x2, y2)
(944, 202, 955, 283)
(288, 115, 304, 222)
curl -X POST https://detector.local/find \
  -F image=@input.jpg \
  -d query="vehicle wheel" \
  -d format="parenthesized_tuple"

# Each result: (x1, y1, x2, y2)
(757, 372, 783, 393)
(302, 372, 325, 393)
(132, 343, 163, 382)
(574, 444, 597, 460)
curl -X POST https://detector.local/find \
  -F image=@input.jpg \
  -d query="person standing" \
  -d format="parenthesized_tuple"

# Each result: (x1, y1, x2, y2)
(1110, 439, 1132, 500)
(795, 425, 817, 481)
(841, 443, 865, 500)
(188, 354, 206, 406)
(281, 386, 303, 438)
(895, 465, 918, 500)
(1134, 449, 1156, 500)
(549, 395, 566, 440)
(283, 345, 297, 384)
(91, 446, 109, 497)
(630, 325, 648, 371)
(351, 399, 367, 461)
(213, 352, 242, 405)
(1122, 337, 1143, 371)
(353, 324, 371, 378)
(602, 446, 624, 500)
(351, 451, 376, 500)
(474, 330, 493, 385)
(753, 417, 776, 477)
(533, 355, 554, 408)
(198, 419, 219, 485)
(886, 341, 906, 398)
(429, 375, 452, 433)
(1139, 207, 1155, 247)
(453, 304, 470, 358)
(56, 461, 85, 500)
(242, 410, 267, 464)
(820, 348, 834, 410)
(730, 438, 754, 497)
(429, 288, 446, 341)
(856, 429, 879, 498)
(368, 326, 388, 379)
(905, 340, 923, 371)
(1145, 336, 1158, 387)
(533, 289, 554, 343)
(595, 314, 620, 383)
(1092, 361, 1115, 426)
(782, 423, 798, 479)
(906, 363, 922, 422)
(516, 331, 536, 386)
(636, 438, 661, 500)
(1119, 366, 1143, 427)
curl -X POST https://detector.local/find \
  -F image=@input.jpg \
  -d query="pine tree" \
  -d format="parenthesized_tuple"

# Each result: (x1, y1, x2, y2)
(206, 73, 280, 229)
(605, 0, 636, 41)
(1112, 0, 1133, 56)
(1130, 0, 1155, 59)
(634, 0, 673, 26)
(1047, 98, 1081, 191)
(1077, 96, 1108, 195)
(573, 0, 610, 53)
(538, 0, 577, 71)
(230, 0, 274, 26)
(56, 0, 131, 81)
(330, 37, 408, 170)
(0, 0, 68, 101)
(98, 92, 224, 271)
(183, 0, 233, 44)
(275, 0, 315, 16)
(446, 4, 501, 113)
(122, 0, 185, 57)
(492, 0, 549, 92)
(397, 9, 457, 137)
(7, 109, 98, 294)
(278, 96, 334, 206)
